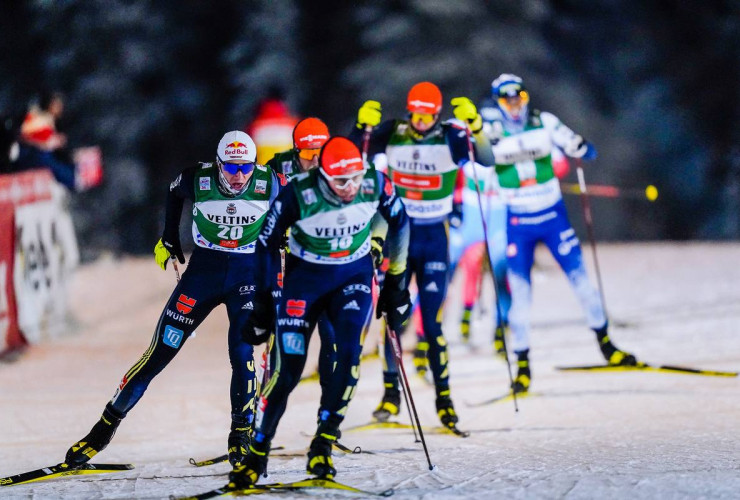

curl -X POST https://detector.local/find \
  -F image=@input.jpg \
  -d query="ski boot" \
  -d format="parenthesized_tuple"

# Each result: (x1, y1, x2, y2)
(228, 435, 270, 489)
(460, 306, 473, 343)
(227, 422, 251, 467)
(435, 392, 459, 430)
(511, 349, 530, 394)
(372, 385, 400, 422)
(493, 324, 507, 358)
(413, 340, 429, 378)
(65, 406, 123, 466)
(595, 329, 637, 366)
(306, 414, 341, 479)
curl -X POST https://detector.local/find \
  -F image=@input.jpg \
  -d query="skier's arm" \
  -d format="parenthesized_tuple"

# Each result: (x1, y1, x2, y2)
(155, 167, 197, 268)
(348, 118, 396, 158)
(368, 212, 389, 268)
(444, 120, 496, 169)
(255, 185, 301, 289)
(375, 171, 409, 278)
(541, 111, 597, 160)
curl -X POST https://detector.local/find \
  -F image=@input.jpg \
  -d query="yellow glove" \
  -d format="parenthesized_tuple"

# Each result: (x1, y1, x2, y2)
(154, 239, 171, 270)
(370, 236, 385, 268)
(357, 100, 382, 128)
(154, 237, 184, 270)
(451, 97, 483, 133)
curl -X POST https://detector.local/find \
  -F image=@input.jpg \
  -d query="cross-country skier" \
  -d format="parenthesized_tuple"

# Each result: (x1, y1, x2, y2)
(263, 117, 335, 407)
(350, 82, 476, 429)
(64, 131, 282, 468)
(447, 158, 510, 352)
(228, 136, 411, 486)
(459, 74, 637, 393)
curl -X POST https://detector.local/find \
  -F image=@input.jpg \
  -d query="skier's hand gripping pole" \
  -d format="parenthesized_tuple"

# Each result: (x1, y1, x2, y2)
(459, 118, 518, 412)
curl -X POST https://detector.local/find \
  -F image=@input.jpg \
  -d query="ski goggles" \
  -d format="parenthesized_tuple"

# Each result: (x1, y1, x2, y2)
(219, 159, 256, 175)
(297, 148, 322, 161)
(498, 90, 530, 107)
(320, 168, 366, 190)
(410, 112, 437, 125)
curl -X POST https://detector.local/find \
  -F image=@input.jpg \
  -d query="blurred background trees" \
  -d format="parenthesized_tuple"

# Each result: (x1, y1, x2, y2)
(1, 0, 738, 259)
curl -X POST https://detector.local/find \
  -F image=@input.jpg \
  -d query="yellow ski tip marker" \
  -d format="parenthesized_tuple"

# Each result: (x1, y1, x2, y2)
(645, 184, 659, 201)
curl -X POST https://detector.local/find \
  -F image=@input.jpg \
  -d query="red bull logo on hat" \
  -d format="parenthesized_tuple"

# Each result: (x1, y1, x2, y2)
(224, 142, 250, 157)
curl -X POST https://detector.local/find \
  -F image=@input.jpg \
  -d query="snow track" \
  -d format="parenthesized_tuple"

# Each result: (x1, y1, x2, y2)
(1, 243, 738, 499)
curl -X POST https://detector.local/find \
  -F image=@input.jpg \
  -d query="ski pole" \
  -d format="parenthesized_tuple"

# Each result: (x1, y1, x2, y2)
(392, 325, 421, 443)
(361, 124, 373, 163)
(172, 259, 181, 282)
(373, 274, 420, 443)
(561, 182, 659, 201)
(575, 160, 609, 320)
(383, 314, 434, 470)
(461, 126, 518, 412)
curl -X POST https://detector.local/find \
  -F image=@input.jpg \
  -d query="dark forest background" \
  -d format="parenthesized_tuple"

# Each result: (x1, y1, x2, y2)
(2, 0, 738, 258)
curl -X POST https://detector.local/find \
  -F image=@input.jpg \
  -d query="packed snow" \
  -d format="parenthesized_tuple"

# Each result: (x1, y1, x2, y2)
(1, 243, 738, 499)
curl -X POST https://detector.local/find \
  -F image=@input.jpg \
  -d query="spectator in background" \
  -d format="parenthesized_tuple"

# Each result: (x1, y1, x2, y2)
(13, 91, 102, 191)
(245, 86, 299, 165)
(21, 90, 67, 153)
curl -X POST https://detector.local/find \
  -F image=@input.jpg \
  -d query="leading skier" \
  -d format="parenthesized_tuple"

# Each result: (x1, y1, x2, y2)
(63, 131, 281, 468)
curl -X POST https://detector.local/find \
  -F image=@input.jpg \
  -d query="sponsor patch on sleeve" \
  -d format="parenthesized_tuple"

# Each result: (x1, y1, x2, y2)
(199, 177, 211, 190)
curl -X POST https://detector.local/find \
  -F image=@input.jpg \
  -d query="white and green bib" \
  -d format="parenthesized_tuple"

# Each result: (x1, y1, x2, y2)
(385, 122, 457, 220)
(288, 167, 381, 264)
(490, 111, 563, 213)
(191, 163, 273, 253)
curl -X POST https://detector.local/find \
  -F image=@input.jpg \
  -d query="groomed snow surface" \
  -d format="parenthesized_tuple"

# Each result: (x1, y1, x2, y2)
(1, 243, 738, 499)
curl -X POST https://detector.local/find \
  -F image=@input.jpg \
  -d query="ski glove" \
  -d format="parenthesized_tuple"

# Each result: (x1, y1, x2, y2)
(449, 201, 463, 228)
(357, 100, 382, 129)
(565, 134, 597, 160)
(376, 272, 411, 332)
(370, 236, 385, 269)
(451, 97, 483, 134)
(241, 292, 275, 345)
(154, 237, 185, 270)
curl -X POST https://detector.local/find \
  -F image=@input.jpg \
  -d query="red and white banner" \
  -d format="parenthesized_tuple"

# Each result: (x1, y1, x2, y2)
(0, 170, 79, 356)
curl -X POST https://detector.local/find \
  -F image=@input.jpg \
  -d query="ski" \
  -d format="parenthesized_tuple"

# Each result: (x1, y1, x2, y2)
(174, 483, 268, 500)
(345, 421, 467, 437)
(189, 455, 228, 468)
(262, 477, 394, 497)
(297, 432, 370, 455)
(0, 462, 134, 487)
(189, 446, 285, 467)
(444, 425, 470, 438)
(555, 362, 738, 377)
(465, 390, 537, 408)
(177, 477, 393, 499)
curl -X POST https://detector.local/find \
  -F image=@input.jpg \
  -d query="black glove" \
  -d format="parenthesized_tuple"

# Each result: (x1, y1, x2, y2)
(241, 292, 275, 345)
(376, 272, 411, 332)
(162, 231, 185, 264)
(370, 236, 385, 269)
(449, 201, 463, 228)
